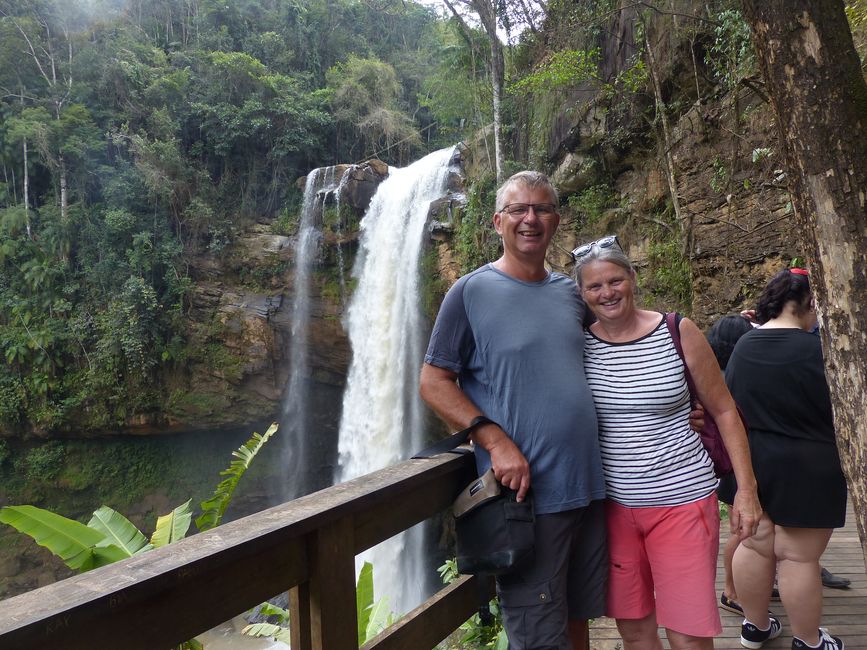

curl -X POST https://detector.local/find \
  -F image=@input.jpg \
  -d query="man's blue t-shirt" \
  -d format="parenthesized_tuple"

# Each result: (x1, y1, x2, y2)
(424, 264, 606, 514)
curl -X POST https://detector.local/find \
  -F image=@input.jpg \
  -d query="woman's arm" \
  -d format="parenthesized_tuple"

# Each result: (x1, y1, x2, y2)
(679, 317, 762, 539)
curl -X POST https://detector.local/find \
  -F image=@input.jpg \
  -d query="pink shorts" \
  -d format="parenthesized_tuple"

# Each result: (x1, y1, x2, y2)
(605, 494, 722, 638)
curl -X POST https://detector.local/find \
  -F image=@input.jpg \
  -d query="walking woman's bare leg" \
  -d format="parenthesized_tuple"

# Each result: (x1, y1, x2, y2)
(733, 513, 776, 629)
(722, 532, 740, 601)
(775, 525, 833, 645)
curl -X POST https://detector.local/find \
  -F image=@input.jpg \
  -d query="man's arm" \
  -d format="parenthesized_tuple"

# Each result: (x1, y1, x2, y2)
(419, 363, 531, 501)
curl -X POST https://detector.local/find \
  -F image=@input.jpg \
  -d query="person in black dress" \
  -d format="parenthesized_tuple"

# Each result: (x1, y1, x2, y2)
(726, 269, 847, 650)
(706, 315, 755, 616)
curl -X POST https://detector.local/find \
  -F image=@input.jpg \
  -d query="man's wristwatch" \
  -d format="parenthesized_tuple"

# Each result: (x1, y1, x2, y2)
(468, 415, 497, 430)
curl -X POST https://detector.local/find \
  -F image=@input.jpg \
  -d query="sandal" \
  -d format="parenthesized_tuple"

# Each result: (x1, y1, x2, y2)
(720, 593, 744, 615)
(720, 593, 774, 616)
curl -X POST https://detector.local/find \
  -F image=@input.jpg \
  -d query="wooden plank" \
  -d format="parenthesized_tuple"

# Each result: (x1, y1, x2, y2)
(289, 584, 312, 650)
(362, 574, 495, 650)
(0, 452, 473, 650)
(310, 518, 357, 650)
(0, 534, 308, 650)
(353, 458, 476, 552)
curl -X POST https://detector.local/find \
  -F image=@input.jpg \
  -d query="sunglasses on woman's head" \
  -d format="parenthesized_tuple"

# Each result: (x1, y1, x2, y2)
(571, 235, 622, 261)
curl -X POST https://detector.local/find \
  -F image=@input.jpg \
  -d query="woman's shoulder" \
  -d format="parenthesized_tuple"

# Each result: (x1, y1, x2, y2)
(732, 326, 820, 360)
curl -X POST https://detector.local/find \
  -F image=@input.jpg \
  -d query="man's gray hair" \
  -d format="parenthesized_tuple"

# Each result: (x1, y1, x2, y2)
(495, 171, 559, 211)
(573, 245, 635, 287)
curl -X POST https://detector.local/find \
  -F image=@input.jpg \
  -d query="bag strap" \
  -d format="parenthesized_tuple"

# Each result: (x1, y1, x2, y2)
(665, 312, 698, 400)
(411, 415, 498, 459)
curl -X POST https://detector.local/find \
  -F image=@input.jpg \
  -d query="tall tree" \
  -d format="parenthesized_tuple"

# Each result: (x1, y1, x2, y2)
(0, 0, 79, 221)
(326, 55, 420, 163)
(440, 0, 506, 181)
(740, 0, 867, 564)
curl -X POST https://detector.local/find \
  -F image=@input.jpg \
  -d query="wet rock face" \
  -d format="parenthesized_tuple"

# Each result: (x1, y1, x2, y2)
(293, 160, 388, 223)
(155, 158, 402, 435)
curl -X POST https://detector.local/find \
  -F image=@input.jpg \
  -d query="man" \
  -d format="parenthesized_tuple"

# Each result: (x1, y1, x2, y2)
(419, 171, 607, 650)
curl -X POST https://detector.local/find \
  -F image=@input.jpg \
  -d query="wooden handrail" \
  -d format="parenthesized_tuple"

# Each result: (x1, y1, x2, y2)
(0, 451, 488, 650)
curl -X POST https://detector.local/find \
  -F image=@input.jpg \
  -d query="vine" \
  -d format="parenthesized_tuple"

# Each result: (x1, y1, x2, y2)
(456, 177, 502, 275)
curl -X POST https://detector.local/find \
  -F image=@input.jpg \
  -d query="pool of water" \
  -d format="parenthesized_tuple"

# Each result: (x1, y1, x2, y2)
(0, 422, 286, 600)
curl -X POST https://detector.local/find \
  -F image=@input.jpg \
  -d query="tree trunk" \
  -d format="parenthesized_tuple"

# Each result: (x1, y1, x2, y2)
(643, 25, 688, 254)
(741, 0, 867, 566)
(59, 153, 68, 223)
(472, 0, 505, 182)
(441, 0, 506, 182)
(489, 32, 505, 183)
(23, 138, 32, 239)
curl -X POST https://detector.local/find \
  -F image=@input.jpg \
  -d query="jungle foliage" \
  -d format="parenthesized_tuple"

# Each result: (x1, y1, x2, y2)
(3, 0, 864, 435)
(0, 0, 483, 433)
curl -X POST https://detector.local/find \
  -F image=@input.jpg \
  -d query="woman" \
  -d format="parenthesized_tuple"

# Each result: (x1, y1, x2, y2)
(572, 236, 762, 650)
(706, 315, 759, 616)
(727, 269, 846, 650)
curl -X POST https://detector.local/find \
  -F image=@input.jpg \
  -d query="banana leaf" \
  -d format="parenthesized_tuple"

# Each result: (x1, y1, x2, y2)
(151, 500, 192, 548)
(363, 595, 394, 643)
(356, 561, 374, 645)
(88, 505, 153, 556)
(256, 601, 289, 623)
(0, 505, 126, 571)
(196, 422, 278, 532)
(242, 622, 292, 644)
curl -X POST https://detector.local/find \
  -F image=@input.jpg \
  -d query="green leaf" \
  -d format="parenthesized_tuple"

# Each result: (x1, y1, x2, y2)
(242, 623, 292, 644)
(356, 561, 374, 644)
(92, 544, 131, 567)
(151, 500, 192, 547)
(0, 505, 118, 571)
(196, 423, 278, 532)
(88, 505, 152, 556)
(363, 595, 393, 643)
(257, 601, 289, 623)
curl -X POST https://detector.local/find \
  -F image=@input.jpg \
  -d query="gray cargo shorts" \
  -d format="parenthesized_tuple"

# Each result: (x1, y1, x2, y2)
(495, 500, 607, 650)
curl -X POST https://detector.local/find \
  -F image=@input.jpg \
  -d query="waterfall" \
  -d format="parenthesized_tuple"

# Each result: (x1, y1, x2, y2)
(280, 166, 341, 502)
(334, 171, 351, 306)
(337, 147, 455, 613)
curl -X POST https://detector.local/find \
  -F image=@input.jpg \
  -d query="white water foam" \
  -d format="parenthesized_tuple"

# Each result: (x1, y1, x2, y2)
(337, 147, 455, 613)
(280, 166, 341, 501)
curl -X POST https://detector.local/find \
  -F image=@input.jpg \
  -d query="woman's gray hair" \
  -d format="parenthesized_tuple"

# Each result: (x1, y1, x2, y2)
(495, 171, 559, 211)
(573, 245, 635, 287)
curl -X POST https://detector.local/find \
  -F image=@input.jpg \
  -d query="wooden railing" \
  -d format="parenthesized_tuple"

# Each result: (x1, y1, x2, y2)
(0, 451, 493, 650)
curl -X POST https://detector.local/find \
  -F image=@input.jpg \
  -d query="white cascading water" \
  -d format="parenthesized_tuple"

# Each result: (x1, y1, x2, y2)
(280, 166, 342, 502)
(337, 147, 455, 613)
(334, 171, 352, 306)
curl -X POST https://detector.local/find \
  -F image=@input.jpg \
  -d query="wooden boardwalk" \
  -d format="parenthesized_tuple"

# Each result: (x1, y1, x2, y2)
(590, 504, 867, 649)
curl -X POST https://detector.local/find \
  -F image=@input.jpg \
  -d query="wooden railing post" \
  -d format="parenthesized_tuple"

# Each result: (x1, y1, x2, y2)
(0, 453, 474, 650)
(309, 518, 357, 650)
(289, 583, 312, 650)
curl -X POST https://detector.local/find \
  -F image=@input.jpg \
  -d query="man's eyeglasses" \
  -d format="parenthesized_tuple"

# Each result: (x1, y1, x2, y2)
(499, 203, 558, 219)
(571, 235, 622, 261)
